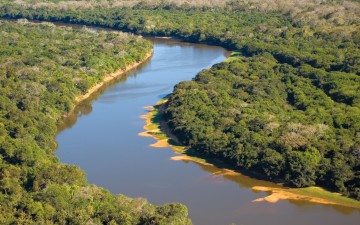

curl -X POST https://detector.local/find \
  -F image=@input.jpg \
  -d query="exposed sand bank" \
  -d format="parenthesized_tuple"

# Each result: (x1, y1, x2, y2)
(171, 155, 204, 162)
(62, 50, 153, 118)
(138, 101, 176, 149)
(150, 139, 169, 148)
(252, 186, 337, 205)
(139, 100, 360, 210)
(75, 51, 153, 103)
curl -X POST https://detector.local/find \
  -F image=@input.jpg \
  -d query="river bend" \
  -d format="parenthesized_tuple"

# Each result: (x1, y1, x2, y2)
(56, 38, 360, 225)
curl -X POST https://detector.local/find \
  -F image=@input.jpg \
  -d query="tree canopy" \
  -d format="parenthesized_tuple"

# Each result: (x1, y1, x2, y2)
(165, 53, 360, 199)
(0, 20, 191, 224)
(0, 0, 358, 220)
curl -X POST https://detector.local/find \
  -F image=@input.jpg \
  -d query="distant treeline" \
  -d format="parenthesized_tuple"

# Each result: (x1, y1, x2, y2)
(0, 0, 359, 204)
(0, 20, 191, 224)
(0, 4, 358, 74)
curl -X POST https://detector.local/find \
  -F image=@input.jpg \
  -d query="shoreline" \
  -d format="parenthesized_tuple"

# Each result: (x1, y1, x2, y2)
(61, 50, 153, 119)
(139, 99, 360, 210)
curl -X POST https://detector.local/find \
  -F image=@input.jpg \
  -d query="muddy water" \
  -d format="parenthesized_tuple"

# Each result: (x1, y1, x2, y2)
(56, 38, 360, 225)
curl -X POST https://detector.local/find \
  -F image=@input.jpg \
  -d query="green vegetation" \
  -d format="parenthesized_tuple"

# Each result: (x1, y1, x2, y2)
(165, 55, 360, 200)
(288, 186, 360, 209)
(0, 1, 358, 75)
(0, 20, 191, 224)
(145, 100, 360, 209)
(0, 0, 358, 217)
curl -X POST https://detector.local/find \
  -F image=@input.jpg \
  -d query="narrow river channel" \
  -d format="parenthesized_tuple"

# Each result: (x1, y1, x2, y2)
(56, 38, 360, 225)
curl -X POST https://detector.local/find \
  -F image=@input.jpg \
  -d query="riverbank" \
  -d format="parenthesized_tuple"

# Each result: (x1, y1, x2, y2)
(139, 99, 360, 210)
(62, 50, 153, 119)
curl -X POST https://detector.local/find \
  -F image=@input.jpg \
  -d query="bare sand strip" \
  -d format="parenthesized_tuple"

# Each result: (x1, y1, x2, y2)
(75, 51, 153, 103)
(138, 102, 360, 209)
(171, 152, 339, 205)
(252, 186, 337, 205)
(138, 102, 174, 148)
(150, 139, 169, 148)
(62, 50, 153, 118)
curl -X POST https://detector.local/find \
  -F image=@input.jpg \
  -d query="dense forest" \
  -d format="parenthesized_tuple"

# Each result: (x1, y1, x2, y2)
(0, 0, 358, 199)
(0, 0, 359, 220)
(165, 54, 360, 199)
(0, 20, 191, 224)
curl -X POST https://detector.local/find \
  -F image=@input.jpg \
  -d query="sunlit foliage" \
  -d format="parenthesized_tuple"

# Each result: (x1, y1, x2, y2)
(0, 20, 191, 224)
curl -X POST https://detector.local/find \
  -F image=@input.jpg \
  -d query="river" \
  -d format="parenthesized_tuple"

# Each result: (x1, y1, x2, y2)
(56, 37, 360, 225)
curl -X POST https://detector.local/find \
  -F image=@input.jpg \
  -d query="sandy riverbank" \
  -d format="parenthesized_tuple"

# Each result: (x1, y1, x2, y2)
(252, 186, 337, 205)
(139, 99, 360, 210)
(62, 50, 153, 118)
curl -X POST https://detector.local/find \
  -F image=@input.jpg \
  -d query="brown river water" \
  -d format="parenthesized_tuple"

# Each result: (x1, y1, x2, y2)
(56, 37, 360, 225)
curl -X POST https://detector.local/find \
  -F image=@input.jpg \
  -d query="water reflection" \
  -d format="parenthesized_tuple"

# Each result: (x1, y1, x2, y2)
(57, 58, 151, 132)
(176, 156, 360, 215)
(56, 38, 360, 225)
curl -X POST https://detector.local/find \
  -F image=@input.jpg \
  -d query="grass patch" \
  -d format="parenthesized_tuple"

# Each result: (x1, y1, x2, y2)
(288, 187, 360, 209)
(226, 51, 242, 62)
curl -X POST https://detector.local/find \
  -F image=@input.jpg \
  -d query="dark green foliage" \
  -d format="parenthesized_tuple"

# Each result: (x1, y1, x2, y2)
(0, 0, 358, 214)
(30, 5, 351, 198)
(0, 20, 191, 224)
(165, 54, 359, 199)
(0, 3, 358, 76)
